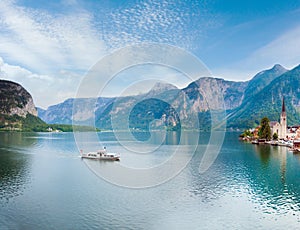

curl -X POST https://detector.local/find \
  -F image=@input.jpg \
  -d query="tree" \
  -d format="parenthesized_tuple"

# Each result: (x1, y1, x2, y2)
(240, 129, 253, 138)
(273, 132, 278, 140)
(259, 117, 272, 140)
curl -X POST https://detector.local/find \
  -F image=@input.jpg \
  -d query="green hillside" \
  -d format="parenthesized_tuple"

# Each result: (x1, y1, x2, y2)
(242, 64, 287, 104)
(227, 65, 300, 129)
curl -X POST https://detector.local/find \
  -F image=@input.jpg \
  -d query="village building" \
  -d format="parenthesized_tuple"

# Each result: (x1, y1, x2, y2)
(270, 98, 287, 140)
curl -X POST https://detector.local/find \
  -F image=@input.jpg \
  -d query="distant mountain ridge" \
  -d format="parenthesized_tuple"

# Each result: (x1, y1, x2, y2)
(37, 64, 300, 130)
(242, 64, 287, 104)
(38, 78, 248, 129)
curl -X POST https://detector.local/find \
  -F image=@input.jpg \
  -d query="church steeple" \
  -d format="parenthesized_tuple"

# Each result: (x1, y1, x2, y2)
(280, 97, 287, 139)
(282, 97, 286, 115)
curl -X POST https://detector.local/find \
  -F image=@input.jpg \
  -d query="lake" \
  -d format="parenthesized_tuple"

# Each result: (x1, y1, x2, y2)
(1, 131, 300, 229)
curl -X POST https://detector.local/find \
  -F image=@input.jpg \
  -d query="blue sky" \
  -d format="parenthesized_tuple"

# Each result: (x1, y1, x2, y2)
(0, 0, 300, 108)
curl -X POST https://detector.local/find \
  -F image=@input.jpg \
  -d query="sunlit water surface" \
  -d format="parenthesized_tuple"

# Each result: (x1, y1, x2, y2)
(0, 132, 300, 229)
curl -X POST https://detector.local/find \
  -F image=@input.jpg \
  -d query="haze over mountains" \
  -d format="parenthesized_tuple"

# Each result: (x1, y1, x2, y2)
(37, 63, 300, 130)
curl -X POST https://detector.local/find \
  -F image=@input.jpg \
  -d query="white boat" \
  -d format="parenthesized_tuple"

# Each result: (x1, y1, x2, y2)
(286, 140, 294, 148)
(271, 140, 278, 146)
(80, 148, 120, 161)
(251, 140, 259, 145)
(278, 140, 289, 146)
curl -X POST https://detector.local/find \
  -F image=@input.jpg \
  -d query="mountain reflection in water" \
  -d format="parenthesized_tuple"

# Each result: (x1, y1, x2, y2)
(0, 132, 300, 228)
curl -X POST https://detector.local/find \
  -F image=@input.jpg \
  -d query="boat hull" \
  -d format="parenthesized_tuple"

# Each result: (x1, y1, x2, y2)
(99, 156, 120, 161)
(80, 150, 120, 161)
(81, 155, 120, 161)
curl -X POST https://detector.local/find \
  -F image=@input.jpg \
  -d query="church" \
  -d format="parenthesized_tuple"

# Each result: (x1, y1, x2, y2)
(270, 98, 287, 140)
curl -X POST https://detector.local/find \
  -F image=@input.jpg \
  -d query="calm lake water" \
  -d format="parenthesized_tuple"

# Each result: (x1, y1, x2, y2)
(1, 131, 300, 229)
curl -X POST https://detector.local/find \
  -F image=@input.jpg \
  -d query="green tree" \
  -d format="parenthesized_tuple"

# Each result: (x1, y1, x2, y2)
(259, 117, 272, 140)
(240, 129, 253, 138)
(273, 132, 278, 140)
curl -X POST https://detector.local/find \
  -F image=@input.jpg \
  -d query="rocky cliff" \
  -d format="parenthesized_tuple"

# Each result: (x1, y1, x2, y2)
(0, 79, 44, 131)
(0, 80, 37, 117)
(182, 77, 248, 111)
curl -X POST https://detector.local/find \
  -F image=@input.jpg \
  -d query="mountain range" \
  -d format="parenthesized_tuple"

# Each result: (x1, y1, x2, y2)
(37, 63, 300, 130)
(0, 80, 97, 132)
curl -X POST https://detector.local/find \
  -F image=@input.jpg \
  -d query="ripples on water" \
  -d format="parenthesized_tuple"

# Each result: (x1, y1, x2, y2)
(0, 149, 32, 203)
(1, 132, 300, 229)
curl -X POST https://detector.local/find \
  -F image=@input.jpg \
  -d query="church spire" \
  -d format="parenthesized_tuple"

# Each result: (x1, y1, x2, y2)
(282, 97, 286, 114)
(280, 97, 287, 139)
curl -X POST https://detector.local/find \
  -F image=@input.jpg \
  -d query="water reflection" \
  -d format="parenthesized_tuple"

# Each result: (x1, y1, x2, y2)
(186, 133, 300, 218)
(245, 143, 300, 215)
(164, 131, 204, 145)
(254, 144, 271, 167)
(0, 133, 36, 202)
(96, 130, 202, 146)
(164, 131, 180, 145)
(0, 132, 36, 149)
(1, 131, 300, 228)
(278, 147, 287, 184)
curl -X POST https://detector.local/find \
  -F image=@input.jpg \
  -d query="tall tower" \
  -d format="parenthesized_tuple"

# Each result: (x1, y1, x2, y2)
(280, 97, 287, 139)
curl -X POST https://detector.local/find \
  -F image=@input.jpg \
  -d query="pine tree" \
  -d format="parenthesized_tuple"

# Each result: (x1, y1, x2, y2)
(273, 132, 278, 140)
(259, 117, 272, 140)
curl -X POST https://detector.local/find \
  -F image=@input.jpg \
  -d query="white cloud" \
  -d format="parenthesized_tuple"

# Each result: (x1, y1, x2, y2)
(0, 57, 81, 108)
(0, 0, 106, 74)
(104, 0, 215, 50)
(0, 0, 218, 108)
(0, 0, 108, 107)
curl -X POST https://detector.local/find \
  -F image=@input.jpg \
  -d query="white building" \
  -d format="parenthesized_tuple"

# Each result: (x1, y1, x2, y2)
(270, 98, 287, 139)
